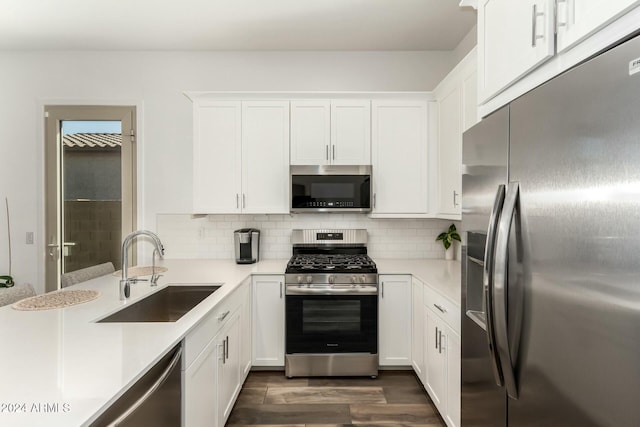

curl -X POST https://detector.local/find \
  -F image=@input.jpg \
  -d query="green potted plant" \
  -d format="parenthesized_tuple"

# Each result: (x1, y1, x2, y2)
(436, 223, 461, 260)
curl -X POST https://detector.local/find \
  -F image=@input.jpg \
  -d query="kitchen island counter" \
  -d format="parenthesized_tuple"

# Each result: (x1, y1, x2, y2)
(0, 259, 286, 427)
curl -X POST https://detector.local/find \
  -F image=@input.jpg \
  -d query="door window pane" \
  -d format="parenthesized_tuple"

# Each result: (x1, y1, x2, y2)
(61, 120, 122, 273)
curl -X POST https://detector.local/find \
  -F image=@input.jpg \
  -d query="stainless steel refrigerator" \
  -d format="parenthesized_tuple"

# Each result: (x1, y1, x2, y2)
(461, 32, 640, 426)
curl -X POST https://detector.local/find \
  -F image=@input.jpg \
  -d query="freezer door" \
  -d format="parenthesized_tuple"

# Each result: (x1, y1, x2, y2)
(461, 106, 509, 427)
(507, 34, 640, 426)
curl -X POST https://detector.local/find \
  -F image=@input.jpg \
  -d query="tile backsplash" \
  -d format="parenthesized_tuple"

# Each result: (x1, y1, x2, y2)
(157, 214, 460, 260)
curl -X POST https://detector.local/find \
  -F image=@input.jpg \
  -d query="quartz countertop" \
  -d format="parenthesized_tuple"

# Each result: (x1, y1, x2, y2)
(0, 257, 459, 426)
(375, 259, 461, 306)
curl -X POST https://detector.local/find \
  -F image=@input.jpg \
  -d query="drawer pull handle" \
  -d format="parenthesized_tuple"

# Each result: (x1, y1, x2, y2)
(433, 303, 447, 314)
(218, 310, 230, 322)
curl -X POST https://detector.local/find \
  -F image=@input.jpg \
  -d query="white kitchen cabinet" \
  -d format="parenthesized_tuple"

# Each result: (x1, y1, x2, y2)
(183, 283, 250, 427)
(192, 100, 242, 214)
(423, 283, 461, 427)
(183, 335, 218, 427)
(290, 100, 331, 165)
(478, 0, 555, 102)
(252, 275, 285, 366)
(192, 100, 289, 214)
(378, 275, 412, 366)
(238, 277, 252, 379)
(434, 49, 478, 217)
(556, 0, 640, 53)
(445, 326, 461, 427)
(290, 100, 370, 165)
(216, 311, 241, 427)
(241, 101, 290, 214)
(411, 277, 425, 382)
(371, 100, 429, 216)
(425, 307, 447, 410)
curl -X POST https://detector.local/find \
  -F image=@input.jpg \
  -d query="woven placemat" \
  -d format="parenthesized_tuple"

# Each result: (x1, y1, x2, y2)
(112, 266, 168, 278)
(12, 289, 101, 311)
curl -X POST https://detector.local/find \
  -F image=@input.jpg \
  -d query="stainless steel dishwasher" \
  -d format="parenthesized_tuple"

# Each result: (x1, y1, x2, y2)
(89, 344, 182, 426)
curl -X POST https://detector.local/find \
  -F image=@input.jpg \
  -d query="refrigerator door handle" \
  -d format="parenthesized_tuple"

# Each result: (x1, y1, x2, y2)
(484, 184, 506, 387)
(494, 181, 520, 400)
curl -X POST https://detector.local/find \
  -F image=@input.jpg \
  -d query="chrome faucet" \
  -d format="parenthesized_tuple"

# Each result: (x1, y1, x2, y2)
(120, 230, 165, 300)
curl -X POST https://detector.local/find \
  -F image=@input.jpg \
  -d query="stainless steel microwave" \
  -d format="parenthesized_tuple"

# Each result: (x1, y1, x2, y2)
(290, 165, 372, 213)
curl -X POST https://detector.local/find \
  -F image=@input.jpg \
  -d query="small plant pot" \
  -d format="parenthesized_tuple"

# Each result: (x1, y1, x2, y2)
(445, 248, 455, 260)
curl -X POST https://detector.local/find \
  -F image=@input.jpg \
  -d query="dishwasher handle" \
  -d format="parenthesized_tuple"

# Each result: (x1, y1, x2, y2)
(107, 347, 183, 427)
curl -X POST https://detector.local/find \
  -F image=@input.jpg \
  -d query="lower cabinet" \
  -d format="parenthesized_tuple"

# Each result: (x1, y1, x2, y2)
(421, 283, 461, 427)
(217, 311, 241, 427)
(183, 281, 251, 427)
(379, 275, 412, 366)
(252, 275, 285, 366)
(411, 277, 425, 382)
(424, 307, 448, 411)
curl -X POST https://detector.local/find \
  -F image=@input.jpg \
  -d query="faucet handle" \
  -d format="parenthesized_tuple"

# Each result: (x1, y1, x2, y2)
(150, 274, 163, 286)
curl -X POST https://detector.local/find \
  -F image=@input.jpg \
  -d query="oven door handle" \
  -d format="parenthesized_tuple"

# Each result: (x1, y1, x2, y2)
(285, 286, 378, 295)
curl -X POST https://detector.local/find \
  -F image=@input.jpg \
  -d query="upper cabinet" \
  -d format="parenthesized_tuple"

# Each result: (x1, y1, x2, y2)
(434, 49, 478, 218)
(193, 100, 242, 214)
(556, 0, 640, 53)
(192, 99, 289, 214)
(290, 100, 371, 165)
(478, 0, 555, 102)
(371, 100, 430, 217)
(479, 0, 640, 114)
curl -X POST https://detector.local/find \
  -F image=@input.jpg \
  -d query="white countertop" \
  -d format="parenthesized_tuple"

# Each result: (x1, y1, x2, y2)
(0, 257, 459, 426)
(375, 259, 461, 306)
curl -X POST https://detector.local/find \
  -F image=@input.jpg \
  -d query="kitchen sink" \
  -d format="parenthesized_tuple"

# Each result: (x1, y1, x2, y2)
(97, 285, 221, 323)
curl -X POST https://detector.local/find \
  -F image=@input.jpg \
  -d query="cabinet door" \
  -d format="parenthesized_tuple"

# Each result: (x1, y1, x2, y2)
(371, 101, 429, 215)
(252, 275, 285, 366)
(425, 308, 447, 412)
(556, 0, 640, 53)
(238, 279, 252, 379)
(445, 325, 461, 427)
(241, 101, 290, 214)
(193, 101, 242, 213)
(478, 0, 555, 101)
(411, 278, 425, 383)
(331, 100, 371, 165)
(184, 337, 219, 427)
(437, 85, 462, 216)
(217, 312, 241, 427)
(290, 100, 331, 165)
(379, 275, 412, 366)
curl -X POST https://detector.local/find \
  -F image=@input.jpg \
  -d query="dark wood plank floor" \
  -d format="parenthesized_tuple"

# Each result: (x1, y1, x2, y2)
(226, 370, 446, 426)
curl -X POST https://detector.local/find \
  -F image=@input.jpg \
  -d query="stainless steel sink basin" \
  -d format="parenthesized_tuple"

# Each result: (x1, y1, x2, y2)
(98, 285, 221, 323)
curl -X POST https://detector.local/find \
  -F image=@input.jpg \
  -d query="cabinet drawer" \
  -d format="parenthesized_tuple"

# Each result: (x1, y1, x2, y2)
(423, 284, 461, 334)
(184, 289, 243, 369)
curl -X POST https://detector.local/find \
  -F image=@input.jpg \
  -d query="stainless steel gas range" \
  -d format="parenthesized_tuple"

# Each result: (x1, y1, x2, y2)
(284, 229, 378, 378)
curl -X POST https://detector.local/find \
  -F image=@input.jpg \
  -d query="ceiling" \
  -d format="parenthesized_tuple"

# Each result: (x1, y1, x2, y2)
(0, 0, 476, 51)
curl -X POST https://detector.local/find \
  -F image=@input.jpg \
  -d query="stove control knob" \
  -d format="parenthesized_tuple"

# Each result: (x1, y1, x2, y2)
(350, 275, 357, 284)
(328, 275, 335, 284)
(297, 276, 303, 284)
(306, 275, 313, 284)
(360, 275, 367, 284)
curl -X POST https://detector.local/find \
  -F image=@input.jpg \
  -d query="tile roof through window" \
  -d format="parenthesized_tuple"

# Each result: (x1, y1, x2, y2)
(62, 133, 121, 150)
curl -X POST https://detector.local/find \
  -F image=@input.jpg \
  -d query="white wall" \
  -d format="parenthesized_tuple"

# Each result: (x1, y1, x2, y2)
(0, 50, 456, 293)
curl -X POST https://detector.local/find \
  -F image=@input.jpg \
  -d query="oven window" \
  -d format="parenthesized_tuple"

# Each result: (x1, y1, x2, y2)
(286, 294, 377, 354)
(302, 299, 361, 334)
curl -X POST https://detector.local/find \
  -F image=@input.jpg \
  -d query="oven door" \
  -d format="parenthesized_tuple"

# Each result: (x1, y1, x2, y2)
(286, 294, 377, 354)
